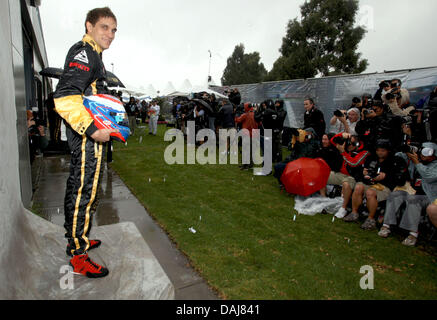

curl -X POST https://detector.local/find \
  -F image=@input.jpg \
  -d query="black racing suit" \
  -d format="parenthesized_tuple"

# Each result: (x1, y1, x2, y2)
(53, 34, 108, 256)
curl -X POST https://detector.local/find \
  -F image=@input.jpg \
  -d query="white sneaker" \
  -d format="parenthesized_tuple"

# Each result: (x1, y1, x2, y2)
(334, 207, 348, 219)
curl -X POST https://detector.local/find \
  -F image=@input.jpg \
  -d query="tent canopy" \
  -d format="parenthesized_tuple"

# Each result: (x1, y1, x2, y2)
(166, 87, 228, 99)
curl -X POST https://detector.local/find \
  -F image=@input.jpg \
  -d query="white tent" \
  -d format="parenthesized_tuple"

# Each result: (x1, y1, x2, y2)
(179, 79, 193, 92)
(146, 84, 158, 97)
(108, 84, 148, 97)
(190, 85, 228, 99)
(166, 85, 228, 99)
(161, 81, 176, 96)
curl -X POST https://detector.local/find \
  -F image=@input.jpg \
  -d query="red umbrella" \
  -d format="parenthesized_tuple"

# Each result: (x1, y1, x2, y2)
(280, 158, 331, 197)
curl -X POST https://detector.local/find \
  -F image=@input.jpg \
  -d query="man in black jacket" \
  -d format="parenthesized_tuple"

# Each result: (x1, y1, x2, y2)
(217, 99, 235, 154)
(255, 100, 287, 163)
(303, 98, 326, 139)
(228, 88, 241, 106)
(53, 7, 118, 278)
(355, 100, 403, 152)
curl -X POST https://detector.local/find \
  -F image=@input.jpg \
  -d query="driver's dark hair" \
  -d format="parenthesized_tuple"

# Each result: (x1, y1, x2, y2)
(85, 7, 117, 34)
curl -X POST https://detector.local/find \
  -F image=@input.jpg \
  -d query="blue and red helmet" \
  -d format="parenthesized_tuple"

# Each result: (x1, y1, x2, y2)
(83, 94, 131, 143)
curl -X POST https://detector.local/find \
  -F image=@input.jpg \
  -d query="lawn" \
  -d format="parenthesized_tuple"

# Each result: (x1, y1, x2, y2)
(110, 124, 437, 300)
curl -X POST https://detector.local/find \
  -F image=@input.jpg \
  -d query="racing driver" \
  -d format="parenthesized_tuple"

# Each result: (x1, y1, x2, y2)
(53, 7, 118, 278)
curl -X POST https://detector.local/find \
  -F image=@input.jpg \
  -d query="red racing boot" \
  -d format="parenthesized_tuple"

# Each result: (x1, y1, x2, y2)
(69, 254, 109, 278)
(66, 240, 102, 257)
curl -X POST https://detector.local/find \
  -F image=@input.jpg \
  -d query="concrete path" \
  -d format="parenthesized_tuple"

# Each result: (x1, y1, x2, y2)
(32, 155, 219, 300)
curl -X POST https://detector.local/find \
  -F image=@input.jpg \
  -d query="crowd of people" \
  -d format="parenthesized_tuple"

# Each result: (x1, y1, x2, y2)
(172, 81, 437, 248)
(109, 90, 160, 136)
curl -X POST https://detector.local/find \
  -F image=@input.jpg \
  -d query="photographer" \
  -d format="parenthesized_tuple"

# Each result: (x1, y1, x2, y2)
(378, 142, 437, 246)
(227, 88, 241, 107)
(140, 100, 148, 124)
(398, 95, 437, 147)
(350, 97, 362, 110)
(345, 140, 400, 230)
(318, 133, 344, 197)
(382, 78, 410, 109)
(325, 132, 370, 218)
(208, 94, 218, 133)
(374, 80, 391, 101)
(422, 96, 437, 143)
(217, 99, 236, 154)
(361, 93, 373, 111)
(385, 84, 415, 117)
(235, 103, 259, 170)
(27, 110, 49, 164)
(125, 97, 138, 135)
(194, 102, 207, 145)
(255, 99, 286, 163)
(303, 98, 326, 139)
(329, 108, 359, 135)
(179, 101, 195, 135)
(355, 100, 404, 152)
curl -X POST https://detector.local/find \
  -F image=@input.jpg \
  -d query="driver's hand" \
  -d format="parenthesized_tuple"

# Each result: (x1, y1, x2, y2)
(90, 129, 118, 142)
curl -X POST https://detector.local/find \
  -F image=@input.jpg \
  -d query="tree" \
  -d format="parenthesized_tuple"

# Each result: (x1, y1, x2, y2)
(221, 44, 268, 86)
(267, 0, 368, 81)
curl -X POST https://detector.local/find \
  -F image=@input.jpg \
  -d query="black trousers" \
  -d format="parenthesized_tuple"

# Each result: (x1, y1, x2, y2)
(64, 126, 105, 256)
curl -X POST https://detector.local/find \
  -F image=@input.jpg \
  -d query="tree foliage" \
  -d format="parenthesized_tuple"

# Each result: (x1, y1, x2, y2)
(267, 0, 368, 81)
(221, 44, 268, 86)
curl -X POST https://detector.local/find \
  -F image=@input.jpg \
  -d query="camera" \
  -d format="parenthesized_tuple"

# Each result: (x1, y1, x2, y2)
(366, 167, 379, 179)
(386, 88, 402, 100)
(28, 117, 44, 136)
(363, 109, 372, 116)
(334, 109, 345, 117)
(332, 136, 360, 148)
(400, 144, 420, 154)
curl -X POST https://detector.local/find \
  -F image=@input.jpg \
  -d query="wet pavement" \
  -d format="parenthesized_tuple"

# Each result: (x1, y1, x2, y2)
(32, 155, 219, 300)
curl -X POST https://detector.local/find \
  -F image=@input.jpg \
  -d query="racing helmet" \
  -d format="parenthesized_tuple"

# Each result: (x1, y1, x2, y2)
(83, 94, 131, 143)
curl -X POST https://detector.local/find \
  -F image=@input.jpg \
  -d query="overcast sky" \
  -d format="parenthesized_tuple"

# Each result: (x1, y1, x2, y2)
(40, 0, 437, 93)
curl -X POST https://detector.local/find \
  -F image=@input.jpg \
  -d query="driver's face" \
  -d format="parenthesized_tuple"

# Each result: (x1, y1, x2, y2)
(86, 16, 117, 50)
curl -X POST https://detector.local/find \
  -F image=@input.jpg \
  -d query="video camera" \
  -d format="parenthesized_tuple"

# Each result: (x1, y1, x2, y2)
(332, 135, 360, 148)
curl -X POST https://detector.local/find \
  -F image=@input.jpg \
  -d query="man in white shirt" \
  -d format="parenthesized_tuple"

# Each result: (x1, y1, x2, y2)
(329, 108, 359, 135)
(148, 100, 160, 136)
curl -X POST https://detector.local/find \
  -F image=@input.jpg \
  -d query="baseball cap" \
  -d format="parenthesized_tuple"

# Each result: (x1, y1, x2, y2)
(421, 142, 437, 157)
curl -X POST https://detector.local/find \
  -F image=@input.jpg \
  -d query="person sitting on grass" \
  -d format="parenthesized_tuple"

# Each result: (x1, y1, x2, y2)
(378, 143, 437, 246)
(316, 133, 343, 175)
(321, 132, 370, 219)
(345, 139, 398, 230)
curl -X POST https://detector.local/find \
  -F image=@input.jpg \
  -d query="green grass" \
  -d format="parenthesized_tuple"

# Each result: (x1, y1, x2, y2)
(110, 125, 437, 300)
